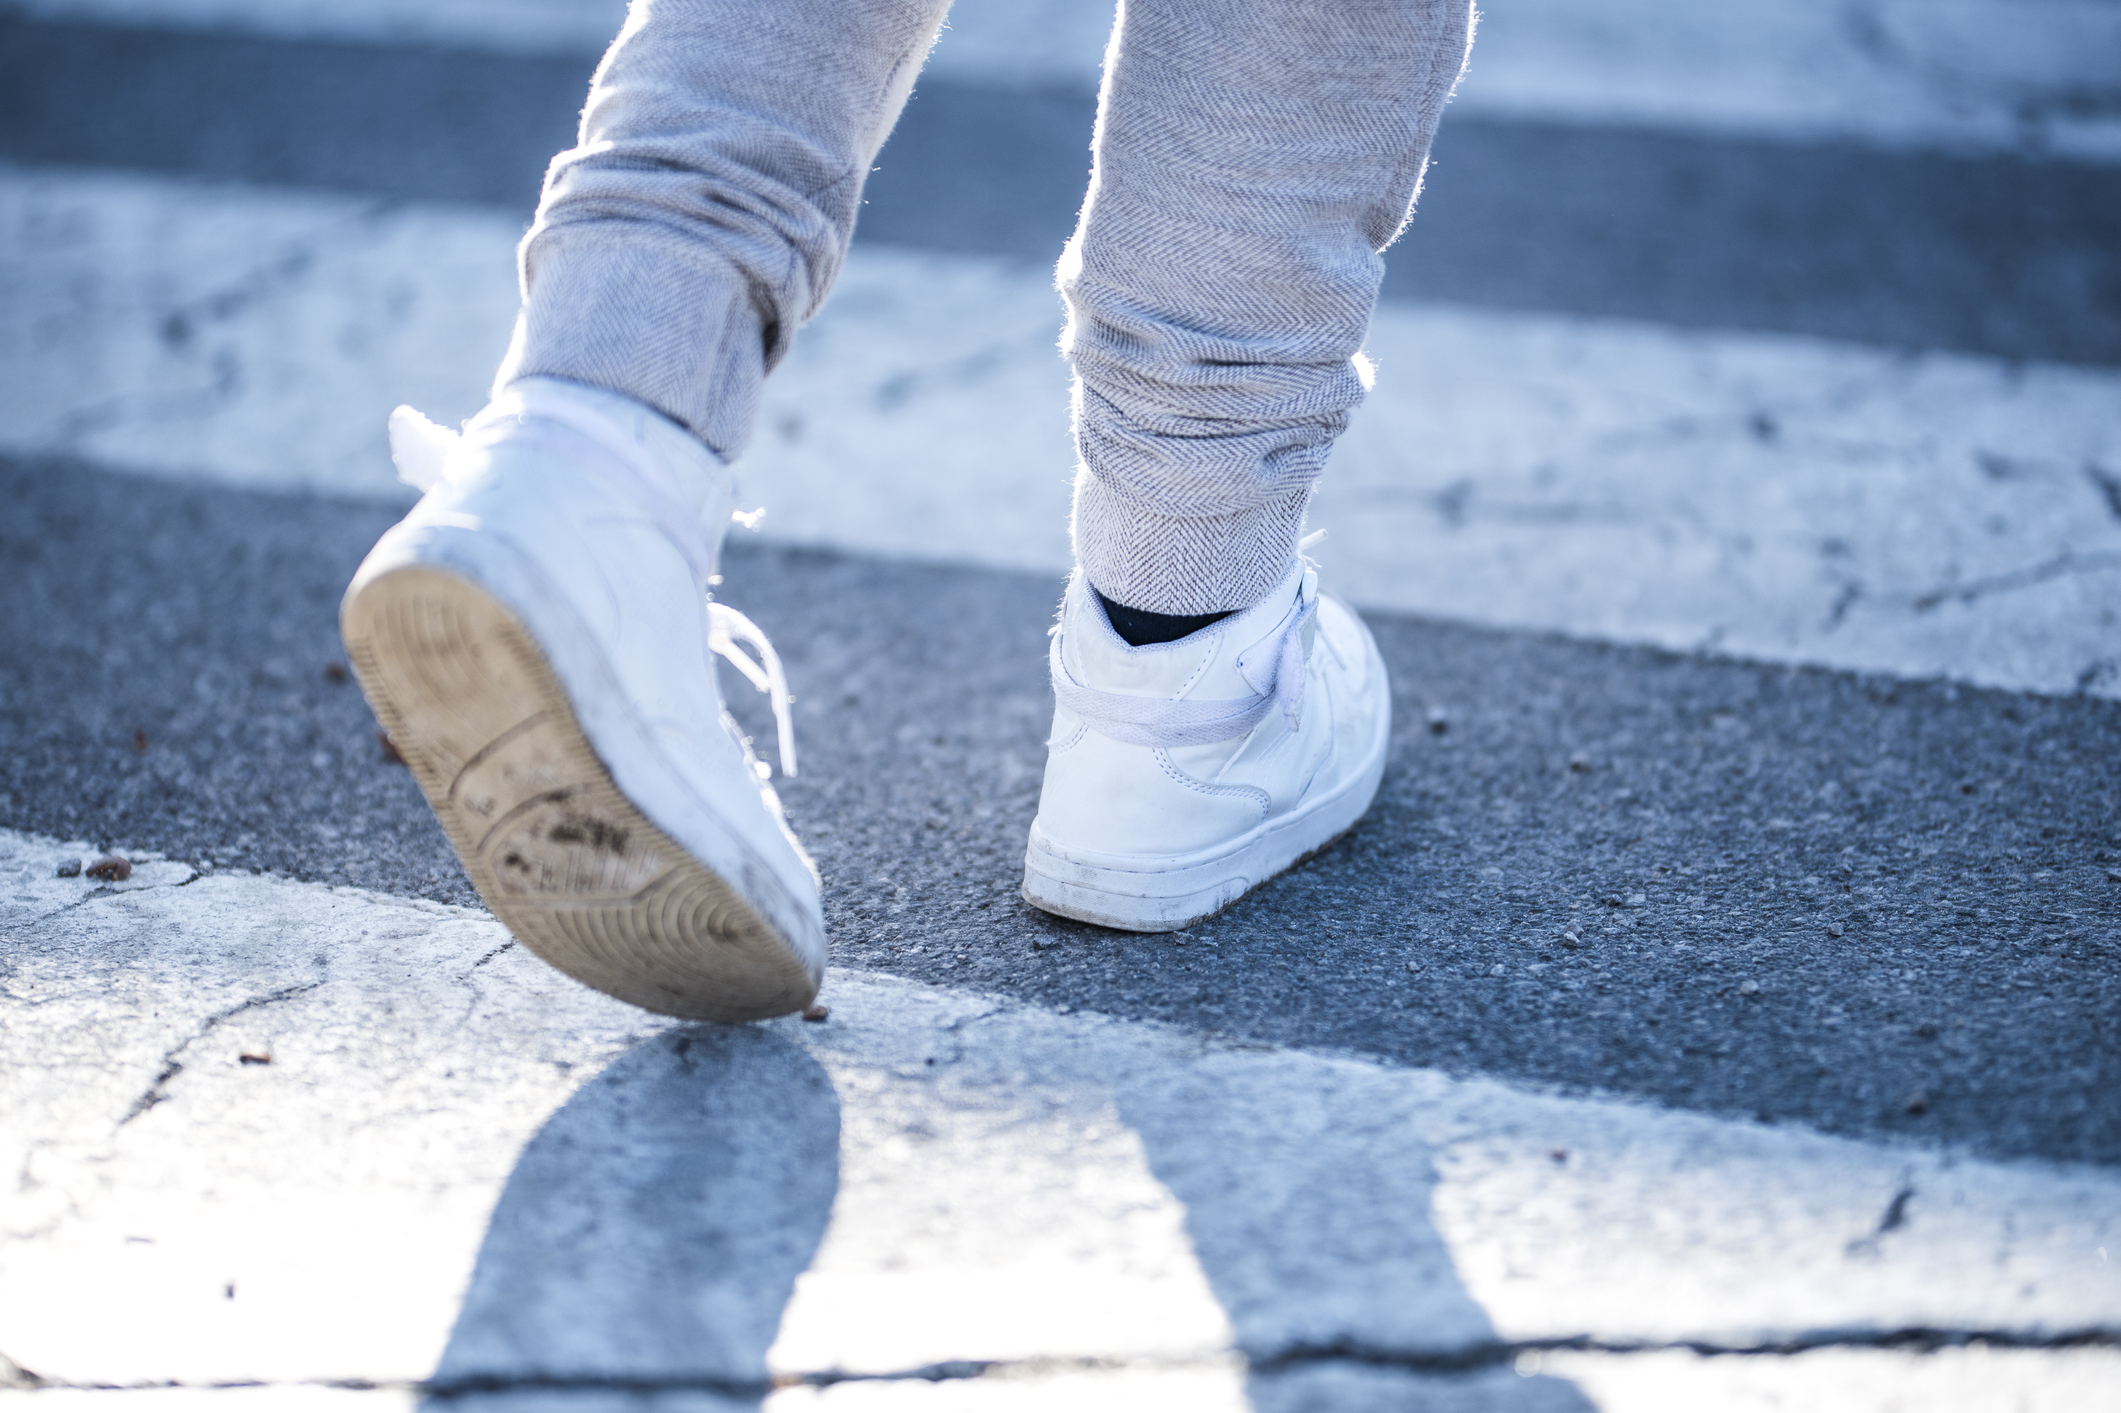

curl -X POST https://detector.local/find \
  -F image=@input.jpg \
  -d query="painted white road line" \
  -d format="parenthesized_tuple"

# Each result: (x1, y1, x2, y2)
(0, 168, 524, 498)
(1450, 0, 2121, 162)
(1326, 306, 2121, 698)
(3, 827, 2117, 1408)
(7, 164, 2118, 698)
(19, 0, 2121, 160)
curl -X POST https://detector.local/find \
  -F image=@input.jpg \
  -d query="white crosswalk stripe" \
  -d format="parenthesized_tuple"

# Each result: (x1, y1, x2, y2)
(4, 828, 2117, 1406)
(5, 162, 2116, 698)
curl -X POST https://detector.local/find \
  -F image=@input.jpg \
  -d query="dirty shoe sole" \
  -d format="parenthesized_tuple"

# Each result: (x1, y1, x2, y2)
(342, 564, 818, 1020)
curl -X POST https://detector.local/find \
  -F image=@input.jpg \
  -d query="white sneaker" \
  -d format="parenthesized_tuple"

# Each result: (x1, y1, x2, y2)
(339, 378, 824, 1021)
(1022, 563, 1391, 932)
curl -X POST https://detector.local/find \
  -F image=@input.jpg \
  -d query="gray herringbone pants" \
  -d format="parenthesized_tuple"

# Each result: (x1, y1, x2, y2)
(496, 0, 1474, 615)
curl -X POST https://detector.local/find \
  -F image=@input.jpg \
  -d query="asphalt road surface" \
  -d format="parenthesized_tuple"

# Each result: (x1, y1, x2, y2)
(4, 453, 2116, 1170)
(2, 3, 2117, 1406)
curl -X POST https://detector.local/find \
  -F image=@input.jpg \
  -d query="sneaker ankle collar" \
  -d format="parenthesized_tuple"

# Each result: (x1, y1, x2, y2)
(1054, 566, 1316, 748)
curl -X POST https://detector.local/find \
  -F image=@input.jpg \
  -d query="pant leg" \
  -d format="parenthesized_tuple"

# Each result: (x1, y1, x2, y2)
(1062, 0, 1475, 615)
(494, 0, 955, 457)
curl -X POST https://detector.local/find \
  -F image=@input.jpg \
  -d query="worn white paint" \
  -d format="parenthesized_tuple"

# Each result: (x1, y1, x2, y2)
(0, 167, 522, 497)
(18, 0, 2121, 159)
(1452, 0, 2121, 161)
(2, 827, 2117, 1407)
(1324, 307, 2121, 698)
(5, 164, 2118, 698)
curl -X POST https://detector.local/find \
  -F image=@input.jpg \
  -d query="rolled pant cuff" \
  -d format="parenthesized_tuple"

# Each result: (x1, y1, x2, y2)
(494, 226, 768, 460)
(1071, 471, 1308, 616)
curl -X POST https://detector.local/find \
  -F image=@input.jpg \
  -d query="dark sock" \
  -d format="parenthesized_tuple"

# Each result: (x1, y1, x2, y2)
(1095, 588, 1235, 647)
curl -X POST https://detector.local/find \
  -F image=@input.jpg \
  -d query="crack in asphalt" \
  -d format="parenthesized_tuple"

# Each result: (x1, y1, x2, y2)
(19, 864, 202, 927)
(51, 203, 401, 445)
(465, 939, 515, 973)
(1245, 1326, 2121, 1377)
(2087, 463, 2121, 523)
(116, 980, 325, 1126)
(1845, 1181, 1919, 1258)
(1911, 549, 2121, 611)
(8, 1327, 2117, 1397)
(24, 886, 119, 927)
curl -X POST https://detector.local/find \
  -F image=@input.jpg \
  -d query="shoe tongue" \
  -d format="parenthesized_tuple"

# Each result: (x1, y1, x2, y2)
(1066, 571, 1303, 701)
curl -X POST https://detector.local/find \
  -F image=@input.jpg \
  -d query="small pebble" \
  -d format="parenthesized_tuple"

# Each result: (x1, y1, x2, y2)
(1489, 962, 1507, 977)
(376, 730, 407, 765)
(1549, 1149, 1569, 1164)
(801, 1003, 830, 1023)
(1561, 930, 1581, 948)
(1903, 1089, 1932, 1116)
(1627, 893, 1647, 906)
(1568, 751, 1591, 773)
(322, 661, 349, 683)
(55, 859, 81, 878)
(132, 729, 149, 754)
(1827, 922, 1845, 937)
(239, 1051, 272, 1066)
(1425, 707, 1449, 735)
(1739, 979, 1761, 996)
(85, 854, 132, 882)
(1405, 959, 1423, 973)
(2108, 869, 2121, 883)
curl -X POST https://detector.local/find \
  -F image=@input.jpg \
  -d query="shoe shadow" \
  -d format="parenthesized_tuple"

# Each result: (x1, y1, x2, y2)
(422, 1025, 839, 1411)
(1112, 1055, 1599, 1412)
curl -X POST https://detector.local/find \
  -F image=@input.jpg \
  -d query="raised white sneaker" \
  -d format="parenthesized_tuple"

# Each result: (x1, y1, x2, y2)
(339, 377, 824, 1021)
(1022, 563, 1391, 932)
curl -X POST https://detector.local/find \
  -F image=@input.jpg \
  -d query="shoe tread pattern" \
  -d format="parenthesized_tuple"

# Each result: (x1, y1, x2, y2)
(342, 565, 816, 1021)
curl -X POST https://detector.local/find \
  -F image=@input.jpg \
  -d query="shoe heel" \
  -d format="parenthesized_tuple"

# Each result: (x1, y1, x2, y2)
(342, 564, 818, 1020)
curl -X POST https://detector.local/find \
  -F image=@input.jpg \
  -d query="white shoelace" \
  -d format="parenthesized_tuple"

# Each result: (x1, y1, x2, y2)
(1049, 580, 1317, 750)
(705, 600, 798, 778)
(389, 402, 800, 778)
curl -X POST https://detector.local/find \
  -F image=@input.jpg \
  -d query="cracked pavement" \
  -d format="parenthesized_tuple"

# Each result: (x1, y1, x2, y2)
(3, 0, 2119, 1407)
(3, 835, 2117, 1409)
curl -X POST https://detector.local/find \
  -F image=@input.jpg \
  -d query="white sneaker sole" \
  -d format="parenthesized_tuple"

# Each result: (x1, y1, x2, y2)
(342, 563, 821, 1021)
(1020, 700, 1392, 933)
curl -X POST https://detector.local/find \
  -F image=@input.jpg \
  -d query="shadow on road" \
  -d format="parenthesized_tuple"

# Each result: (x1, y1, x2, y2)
(420, 1000, 1597, 1409)
(423, 1025, 840, 1410)
(1116, 1055, 1599, 1412)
